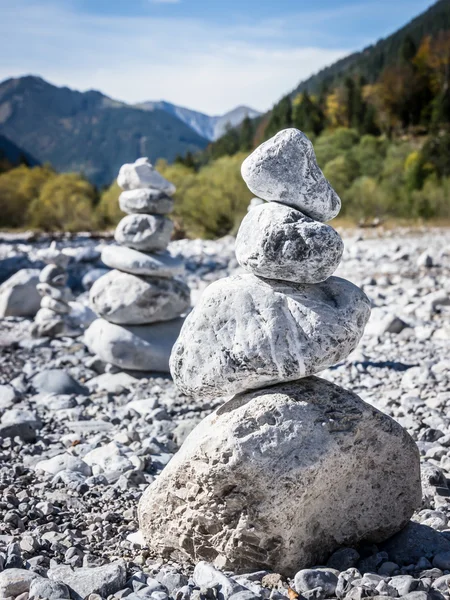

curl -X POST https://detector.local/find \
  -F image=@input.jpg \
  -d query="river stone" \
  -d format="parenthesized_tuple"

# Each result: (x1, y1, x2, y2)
(241, 128, 341, 222)
(41, 296, 71, 314)
(32, 369, 88, 396)
(117, 157, 176, 195)
(84, 317, 185, 372)
(101, 245, 183, 278)
(138, 377, 421, 575)
(90, 270, 190, 325)
(39, 264, 68, 287)
(236, 202, 343, 283)
(0, 269, 41, 317)
(115, 214, 174, 252)
(119, 188, 174, 215)
(170, 274, 370, 398)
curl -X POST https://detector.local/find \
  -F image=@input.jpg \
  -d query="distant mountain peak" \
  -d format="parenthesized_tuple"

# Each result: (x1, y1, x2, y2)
(136, 100, 261, 141)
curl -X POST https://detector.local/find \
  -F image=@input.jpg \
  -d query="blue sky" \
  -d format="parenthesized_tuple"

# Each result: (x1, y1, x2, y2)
(0, 0, 435, 114)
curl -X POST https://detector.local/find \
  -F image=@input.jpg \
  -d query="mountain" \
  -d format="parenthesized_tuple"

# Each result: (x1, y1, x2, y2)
(136, 100, 261, 141)
(0, 76, 209, 187)
(0, 133, 38, 171)
(293, 0, 450, 95)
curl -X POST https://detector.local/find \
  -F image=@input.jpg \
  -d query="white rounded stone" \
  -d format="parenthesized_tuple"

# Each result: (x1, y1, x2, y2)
(101, 245, 184, 278)
(41, 296, 70, 314)
(236, 202, 344, 283)
(241, 128, 341, 222)
(138, 377, 421, 575)
(170, 274, 370, 398)
(117, 157, 176, 195)
(84, 317, 185, 372)
(37, 283, 73, 302)
(90, 270, 190, 325)
(119, 189, 174, 215)
(115, 214, 174, 252)
(39, 264, 68, 287)
(0, 269, 41, 317)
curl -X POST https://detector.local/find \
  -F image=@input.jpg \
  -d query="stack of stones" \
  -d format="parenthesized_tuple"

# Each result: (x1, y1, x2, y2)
(85, 158, 190, 372)
(32, 242, 77, 338)
(139, 129, 422, 575)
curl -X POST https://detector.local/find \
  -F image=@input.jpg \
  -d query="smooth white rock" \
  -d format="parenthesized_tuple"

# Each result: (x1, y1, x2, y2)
(119, 188, 174, 215)
(35, 453, 92, 476)
(0, 269, 41, 317)
(241, 128, 341, 222)
(170, 274, 370, 398)
(247, 197, 265, 211)
(90, 270, 190, 325)
(101, 245, 184, 278)
(86, 372, 139, 394)
(39, 263, 68, 286)
(236, 202, 344, 283)
(117, 157, 176, 195)
(139, 377, 421, 575)
(36, 241, 71, 268)
(84, 317, 185, 372)
(41, 295, 71, 314)
(115, 214, 174, 252)
(0, 569, 41, 597)
(37, 282, 73, 302)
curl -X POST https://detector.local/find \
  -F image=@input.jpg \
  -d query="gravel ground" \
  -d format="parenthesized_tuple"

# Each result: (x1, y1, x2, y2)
(0, 227, 450, 600)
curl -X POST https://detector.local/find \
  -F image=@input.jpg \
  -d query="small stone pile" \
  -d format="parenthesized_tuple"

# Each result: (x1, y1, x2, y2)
(85, 158, 190, 371)
(31, 242, 78, 338)
(139, 129, 422, 575)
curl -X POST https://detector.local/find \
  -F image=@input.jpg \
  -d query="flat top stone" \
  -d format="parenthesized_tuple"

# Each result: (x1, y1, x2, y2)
(117, 157, 176, 195)
(119, 188, 174, 215)
(101, 245, 183, 278)
(241, 128, 341, 222)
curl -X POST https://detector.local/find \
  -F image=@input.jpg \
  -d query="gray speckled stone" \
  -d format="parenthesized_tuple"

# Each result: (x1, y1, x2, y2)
(139, 377, 421, 576)
(119, 188, 174, 215)
(101, 245, 183, 278)
(236, 202, 343, 283)
(170, 274, 370, 398)
(39, 264, 68, 287)
(241, 129, 341, 222)
(84, 318, 185, 372)
(90, 269, 190, 325)
(117, 157, 176, 195)
(115, 214, 174, 252)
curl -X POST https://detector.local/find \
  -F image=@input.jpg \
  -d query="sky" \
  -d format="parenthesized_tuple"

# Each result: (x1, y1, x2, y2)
(0, 0, 436, 115)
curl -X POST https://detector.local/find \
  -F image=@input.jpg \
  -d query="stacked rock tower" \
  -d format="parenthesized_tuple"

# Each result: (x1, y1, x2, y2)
(32, 242, 76, 338)
(138, 130, 421, 575)
(85, 158, 190, 371)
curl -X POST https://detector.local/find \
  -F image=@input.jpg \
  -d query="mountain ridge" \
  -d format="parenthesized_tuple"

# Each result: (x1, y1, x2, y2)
(135, 100, 260, 141)
(0, 75, 209, 187)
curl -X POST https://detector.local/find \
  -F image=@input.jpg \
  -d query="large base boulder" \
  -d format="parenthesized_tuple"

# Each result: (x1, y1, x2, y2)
(138, 377, 421, 576)
(84, 317, 184, 372)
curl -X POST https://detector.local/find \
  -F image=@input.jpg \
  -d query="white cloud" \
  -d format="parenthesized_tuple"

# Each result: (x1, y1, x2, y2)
(0, 1, 350, 114)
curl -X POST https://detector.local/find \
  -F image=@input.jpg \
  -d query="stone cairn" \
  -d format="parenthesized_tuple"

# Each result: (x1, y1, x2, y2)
(32, 242, 77, 338)
(138, 130, 422, 575)
(85, 157, 190, 372)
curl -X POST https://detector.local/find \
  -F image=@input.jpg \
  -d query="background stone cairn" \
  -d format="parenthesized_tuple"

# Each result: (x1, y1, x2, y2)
(31, 242, 78, 338)
(138, 129, 422, 575)
(85, 158, 190, 372)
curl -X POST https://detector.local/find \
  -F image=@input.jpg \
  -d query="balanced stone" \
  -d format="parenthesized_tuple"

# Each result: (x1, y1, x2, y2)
(40, 296, 70, 314)
(101, 245, 183, 278)
(236, 202, 344, 283)
(36, 241, 71, 268)
(241, 128, 341, 222)
(170, 274, 371, 398)
(115, 214, 174, 252)
(37, 283, 73, 303)
(85, 318, 185, 372)
(119, 189, 174, 215)
(90, 269, 190, 325)
(39, 264, 68, 287)
(117, 157, 176, 195)
(139, 377, 421, 576)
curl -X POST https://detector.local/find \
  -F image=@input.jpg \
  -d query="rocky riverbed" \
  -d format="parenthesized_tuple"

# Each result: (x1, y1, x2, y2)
(0, 227, 450, 599)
